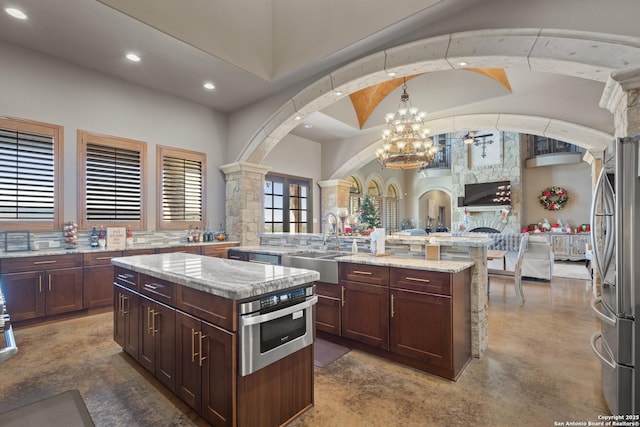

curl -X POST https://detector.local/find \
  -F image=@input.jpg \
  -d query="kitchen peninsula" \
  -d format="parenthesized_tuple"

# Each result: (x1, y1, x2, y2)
(111, 252, 319, 427)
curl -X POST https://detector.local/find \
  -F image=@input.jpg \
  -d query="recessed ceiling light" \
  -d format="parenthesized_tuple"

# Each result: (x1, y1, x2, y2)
(203, 82, 215, 90)
(126, 53, 141, 62)
(387, 71, 397, 77)
(303, 124, 312, 129)
(294, 115, 303, 121)
(457, 61, 468, 67)
(335, 90, 342, 96)
(5, 7, 27, 19)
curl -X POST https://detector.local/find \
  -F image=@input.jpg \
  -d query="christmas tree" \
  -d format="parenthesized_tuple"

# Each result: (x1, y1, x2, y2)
(358, 194, 380, 230)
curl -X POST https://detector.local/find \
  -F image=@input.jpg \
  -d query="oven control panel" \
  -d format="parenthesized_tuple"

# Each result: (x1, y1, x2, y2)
(260, 287, 308, 310)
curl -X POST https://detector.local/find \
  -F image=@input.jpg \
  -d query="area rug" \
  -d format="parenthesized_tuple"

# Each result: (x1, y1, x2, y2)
(553, 261, 591, 280)
(0, 389, 94, 427)
(314, 338, 351, 367)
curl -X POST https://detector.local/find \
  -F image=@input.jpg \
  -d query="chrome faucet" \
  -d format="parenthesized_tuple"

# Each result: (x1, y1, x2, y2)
(323, 212, 340, 252)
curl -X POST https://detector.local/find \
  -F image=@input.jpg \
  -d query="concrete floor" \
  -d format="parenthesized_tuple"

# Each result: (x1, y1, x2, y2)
(0, 273, 608, 426)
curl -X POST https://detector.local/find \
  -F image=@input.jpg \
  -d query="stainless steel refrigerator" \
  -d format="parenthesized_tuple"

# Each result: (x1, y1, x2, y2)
(590, 136, 639, 415)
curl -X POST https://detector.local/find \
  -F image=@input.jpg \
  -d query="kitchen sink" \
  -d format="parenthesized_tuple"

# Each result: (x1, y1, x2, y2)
(282, 252, 345, 284)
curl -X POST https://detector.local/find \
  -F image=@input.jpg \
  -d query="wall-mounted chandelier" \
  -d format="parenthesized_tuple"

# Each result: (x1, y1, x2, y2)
(376, 79, 439, 169)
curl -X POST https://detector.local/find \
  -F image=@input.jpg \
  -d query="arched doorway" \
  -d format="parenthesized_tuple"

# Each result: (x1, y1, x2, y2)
(418, 190, 451, 231)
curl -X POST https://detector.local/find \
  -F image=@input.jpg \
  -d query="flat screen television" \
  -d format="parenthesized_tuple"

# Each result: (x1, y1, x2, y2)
(463, 180, 511, 207)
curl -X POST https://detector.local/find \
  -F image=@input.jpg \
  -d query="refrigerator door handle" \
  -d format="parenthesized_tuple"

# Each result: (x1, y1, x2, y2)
(590, 332, 616, 370)
(590, 297, 616, 327)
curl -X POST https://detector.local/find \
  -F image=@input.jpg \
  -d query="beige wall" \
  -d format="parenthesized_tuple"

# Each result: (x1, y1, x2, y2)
(522, 161, 592, 228)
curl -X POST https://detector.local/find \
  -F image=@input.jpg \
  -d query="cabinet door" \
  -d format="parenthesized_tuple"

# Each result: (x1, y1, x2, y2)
(570, 235, 589, 259)
(342, 280, 389, 349)
(316, 294, 341, 335)
(175, 311, 203, 412)
(139, 296, 156, 374)
(1, 271, 45, 321)
(123, 288, 140, 359)
(45, 267, 83, 316)
(390, 288, 452, 369)
(154, 301, 176, 392)
(114, 284, 140, 359)
(84, 264, 115, 308)
(551, 235, 569, 257)
(201, 320, 235, 427)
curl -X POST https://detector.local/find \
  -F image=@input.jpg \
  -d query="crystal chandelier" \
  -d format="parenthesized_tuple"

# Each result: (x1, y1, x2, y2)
(376, 79, 438, 169)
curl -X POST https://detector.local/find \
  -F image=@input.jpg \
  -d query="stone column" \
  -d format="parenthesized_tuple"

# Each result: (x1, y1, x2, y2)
(600, 66, 640, 137)
(220, 162, 271, 246)
(318, 179, 351, 231)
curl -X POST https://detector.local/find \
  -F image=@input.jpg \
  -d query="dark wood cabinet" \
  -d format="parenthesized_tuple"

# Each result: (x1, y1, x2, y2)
(390, 288, 452, 368)
(175, 310, 235, 427)
(390, 267, 471, 380)
(201, 243, 239, 259)
(314, 282, 341, 335)
(83, 251, 122, 309)
(0, 271, 44, 321)
(45, 267, 84, 316)
(339, 263, 389, 350)
(156, 245, 202, 255)
(0, 254, 83, 321)
(139, 295, 176, 392)
(114, 284, 140, 360)
(323, 262, 471, 381)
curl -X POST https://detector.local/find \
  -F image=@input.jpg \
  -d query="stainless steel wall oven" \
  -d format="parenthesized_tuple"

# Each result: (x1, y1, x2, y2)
(238, 285, 317, 376)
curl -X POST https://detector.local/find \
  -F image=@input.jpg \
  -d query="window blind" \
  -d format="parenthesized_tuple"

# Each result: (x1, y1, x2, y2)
(0, 128, 55, 220)
(162, 155, 202, 221)
(86, 143, 141, 221)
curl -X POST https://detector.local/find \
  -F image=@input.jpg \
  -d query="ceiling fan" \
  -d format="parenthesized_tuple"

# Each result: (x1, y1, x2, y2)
(463, 131, 492, 145)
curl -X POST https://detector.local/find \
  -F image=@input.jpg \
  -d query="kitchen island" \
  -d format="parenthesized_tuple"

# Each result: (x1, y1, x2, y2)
(326, 254, 474, 380)
(111, 252, 319, 427)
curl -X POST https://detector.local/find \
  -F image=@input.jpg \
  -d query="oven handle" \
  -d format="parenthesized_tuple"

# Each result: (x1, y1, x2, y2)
(0, 325, 18, 364)
(590, 297, 616, 327)
(590, 331, 616, 370)
(239, 296, 318, 327)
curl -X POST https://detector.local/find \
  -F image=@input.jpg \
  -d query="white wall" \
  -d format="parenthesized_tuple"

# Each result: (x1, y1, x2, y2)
(263, 133, 323, 232)
(0, 41, 227, 231)
(522, 161, 592, 228)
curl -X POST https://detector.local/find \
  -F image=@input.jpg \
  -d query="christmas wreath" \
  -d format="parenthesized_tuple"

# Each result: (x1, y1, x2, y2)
(539, 186, 569, 210)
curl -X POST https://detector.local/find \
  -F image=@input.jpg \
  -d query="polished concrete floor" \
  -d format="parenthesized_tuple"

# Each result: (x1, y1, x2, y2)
(0, 272, 608, 426)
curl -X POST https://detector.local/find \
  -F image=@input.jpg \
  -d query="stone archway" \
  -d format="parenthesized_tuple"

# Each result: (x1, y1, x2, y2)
(235, 29, 640, 172)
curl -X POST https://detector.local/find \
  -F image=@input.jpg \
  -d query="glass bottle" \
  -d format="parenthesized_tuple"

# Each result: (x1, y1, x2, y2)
(90, 226, 99, 248)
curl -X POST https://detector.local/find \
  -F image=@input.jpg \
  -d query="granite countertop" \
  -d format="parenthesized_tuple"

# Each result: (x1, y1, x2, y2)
(111, 252, 320, 300)
(0, 240, 240, 259)
(334, 254, 474, 273)
(385, 235, 492, 247)
(228, 246, 311, 256)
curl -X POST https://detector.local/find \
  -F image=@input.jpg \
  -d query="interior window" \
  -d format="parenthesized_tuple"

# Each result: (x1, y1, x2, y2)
(157, 146, 205, 230)
(264, 173, 311, 233)
(0, 117, 63, 231)
(78, 130, 146, 230)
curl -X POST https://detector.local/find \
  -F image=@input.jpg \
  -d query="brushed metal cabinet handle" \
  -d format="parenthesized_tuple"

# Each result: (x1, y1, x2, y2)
(353, 270, 372, 275)
(33, 260, 56, 265)
(406, 277, 431, 283)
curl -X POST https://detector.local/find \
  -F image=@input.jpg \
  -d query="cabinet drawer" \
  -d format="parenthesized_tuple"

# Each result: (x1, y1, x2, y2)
(201, 243, 238, 258)
(315, 281, 341, 299)
(1, 254, 82, 274)
(177, 286, 235, 331)
(123, 248, 156, 257)
(83, 250, 123, 266)
(155, 246, 201, 255)
(114, 266, 138, 291)
(339, 263, 389, 286)
(390, 268, 451, 296)
(140, 274, 175, 305)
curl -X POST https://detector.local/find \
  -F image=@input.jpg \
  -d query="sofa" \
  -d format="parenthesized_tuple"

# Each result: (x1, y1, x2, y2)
(455, 232, 555, 281)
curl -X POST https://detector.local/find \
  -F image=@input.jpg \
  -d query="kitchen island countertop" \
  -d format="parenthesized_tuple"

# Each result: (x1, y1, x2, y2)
(111, 252, 319, 300)
(334, 253, 474, 273)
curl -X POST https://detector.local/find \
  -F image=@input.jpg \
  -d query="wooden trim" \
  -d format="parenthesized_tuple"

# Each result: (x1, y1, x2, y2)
(0, 116, 64, 231)
(156, 145, 206, 231)
(77, 130, 147, 231)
